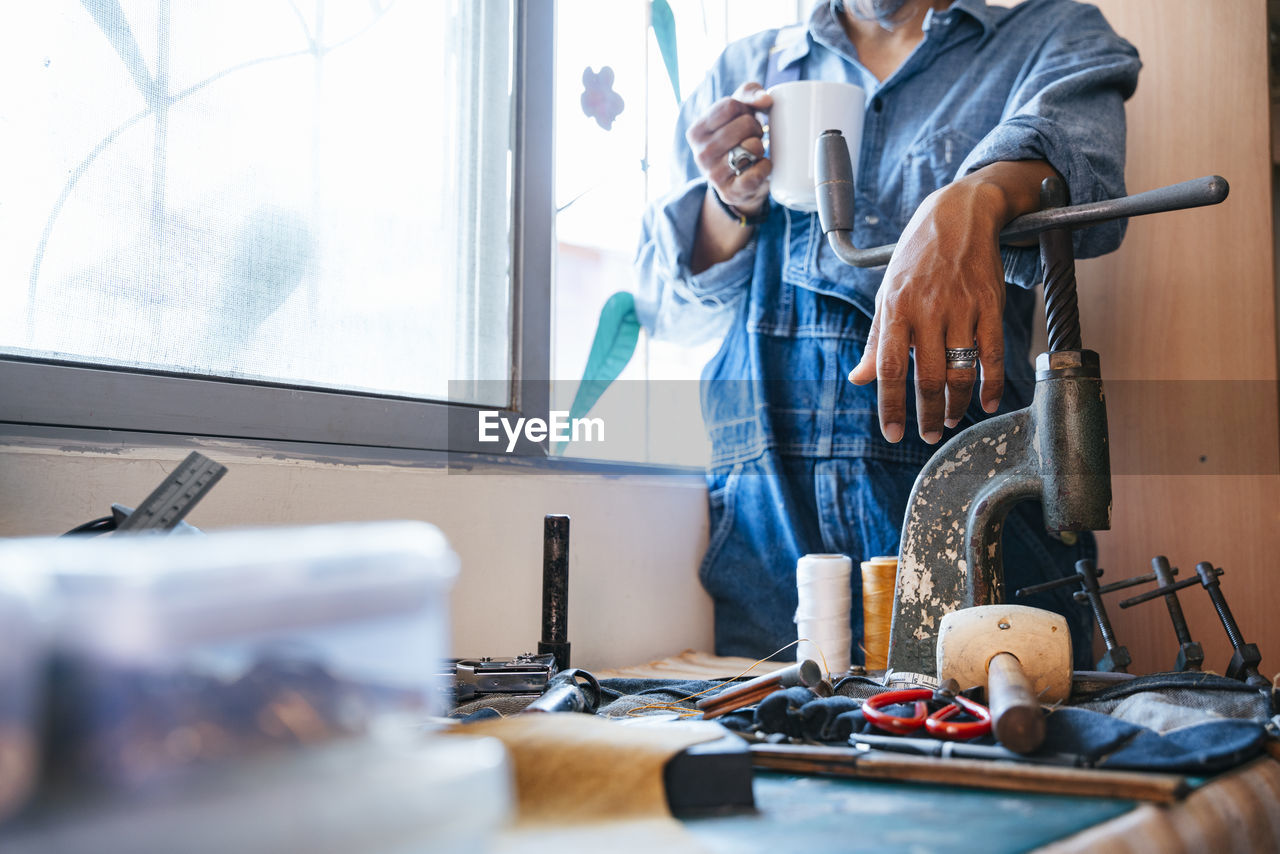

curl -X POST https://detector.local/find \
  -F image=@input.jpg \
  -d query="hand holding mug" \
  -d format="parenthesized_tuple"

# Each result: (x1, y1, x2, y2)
(685, 83, 774, 216)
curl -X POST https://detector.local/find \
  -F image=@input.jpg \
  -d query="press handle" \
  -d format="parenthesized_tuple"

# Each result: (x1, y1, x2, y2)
(815, 129, 1230, 268)
(1000, 175, 1229, 243)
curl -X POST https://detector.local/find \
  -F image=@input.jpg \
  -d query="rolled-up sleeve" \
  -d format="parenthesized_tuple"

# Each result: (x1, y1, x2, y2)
(634, 178, 757, 345)
(956, 5, 1141, 288)
(633, 35, 773, 345)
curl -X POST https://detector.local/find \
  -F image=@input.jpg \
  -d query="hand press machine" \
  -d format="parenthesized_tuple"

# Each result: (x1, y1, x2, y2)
(814, 130, 1230, 688)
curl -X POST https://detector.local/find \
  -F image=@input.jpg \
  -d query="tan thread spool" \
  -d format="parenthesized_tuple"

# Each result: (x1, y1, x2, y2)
(860, 555, 897, 671)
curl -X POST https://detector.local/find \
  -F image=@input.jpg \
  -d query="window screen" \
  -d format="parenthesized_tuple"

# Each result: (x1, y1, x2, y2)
(551, 0, 804, 464)
(1, 1, 515, 407)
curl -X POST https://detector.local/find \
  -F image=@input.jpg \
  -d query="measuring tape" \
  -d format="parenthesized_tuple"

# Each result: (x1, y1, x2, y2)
(884, 670, 941, 690)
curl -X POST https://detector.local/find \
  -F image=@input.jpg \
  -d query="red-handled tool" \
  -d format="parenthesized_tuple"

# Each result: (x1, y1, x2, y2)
(862, 686, 992, 740)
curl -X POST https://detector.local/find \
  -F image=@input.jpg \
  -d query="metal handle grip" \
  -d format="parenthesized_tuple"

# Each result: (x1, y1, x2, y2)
(815, 129, 1230, 268)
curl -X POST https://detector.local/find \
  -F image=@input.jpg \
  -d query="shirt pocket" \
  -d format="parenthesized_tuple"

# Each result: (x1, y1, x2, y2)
(898, 127, 982, 226)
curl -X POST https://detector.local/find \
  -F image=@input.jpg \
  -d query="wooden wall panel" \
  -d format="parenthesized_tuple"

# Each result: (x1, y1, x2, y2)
(1079, 0, 1280, 678)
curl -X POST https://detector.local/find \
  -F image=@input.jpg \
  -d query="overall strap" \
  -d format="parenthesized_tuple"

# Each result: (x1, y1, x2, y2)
(764, 23, 807, 88)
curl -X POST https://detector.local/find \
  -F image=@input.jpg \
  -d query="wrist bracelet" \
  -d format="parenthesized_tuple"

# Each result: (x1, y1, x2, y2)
(711, 187, 769, 227)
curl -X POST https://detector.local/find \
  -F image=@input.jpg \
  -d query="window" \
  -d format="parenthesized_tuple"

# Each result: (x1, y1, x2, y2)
(1, 0, 805, 462)
(1, 1, 547, 452)
(551, 0, 804, 465)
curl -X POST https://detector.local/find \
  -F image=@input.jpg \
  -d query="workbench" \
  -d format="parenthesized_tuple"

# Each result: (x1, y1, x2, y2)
(680, 759, 1280, 853)
(582, 652, 1280, 854)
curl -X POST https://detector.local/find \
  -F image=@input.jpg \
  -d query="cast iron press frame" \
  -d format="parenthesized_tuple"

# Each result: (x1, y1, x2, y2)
(813, 130, 1229, 687)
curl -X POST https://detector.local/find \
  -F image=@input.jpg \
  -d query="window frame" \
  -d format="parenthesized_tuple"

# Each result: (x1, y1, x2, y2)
(0, 0, 554, 459)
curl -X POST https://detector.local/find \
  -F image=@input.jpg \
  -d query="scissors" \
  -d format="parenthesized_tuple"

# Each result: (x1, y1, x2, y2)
(861, 682, 992, 740)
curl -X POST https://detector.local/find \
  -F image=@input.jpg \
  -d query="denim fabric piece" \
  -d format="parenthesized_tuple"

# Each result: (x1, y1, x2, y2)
(798, 696, 864, 741)
(595, 678, 723, 717)
(1097, 720, 1267, 773)
(1108, 693, 1251, 734)
(1041, 707, 1145, 758)
(1073, 671, 1276, 724)
(754, 686, 819, 738)
(831, 710, 871, 742)
(634, 0, 1139, 662)
(1041, 706, 1268, 773)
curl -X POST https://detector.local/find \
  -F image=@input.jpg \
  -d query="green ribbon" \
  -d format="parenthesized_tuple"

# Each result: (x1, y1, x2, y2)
(556, 292, 641, 455)
(650, 0, 681, 104)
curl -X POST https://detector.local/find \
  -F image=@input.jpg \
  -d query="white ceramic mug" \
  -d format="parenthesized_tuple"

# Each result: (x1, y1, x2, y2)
(766, 80, 866, 212)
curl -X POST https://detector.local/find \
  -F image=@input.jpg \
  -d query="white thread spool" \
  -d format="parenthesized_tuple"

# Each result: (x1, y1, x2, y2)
(795, 553, 852, 676)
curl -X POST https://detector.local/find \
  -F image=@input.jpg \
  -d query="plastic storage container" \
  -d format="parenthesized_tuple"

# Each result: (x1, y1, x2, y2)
(0, 520, 457, 791)
(1, 736, 513, 854)
(0, 576, 44, 824)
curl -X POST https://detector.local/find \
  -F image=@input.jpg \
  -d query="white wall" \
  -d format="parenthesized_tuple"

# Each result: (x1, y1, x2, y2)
(0, 435, 714, 671)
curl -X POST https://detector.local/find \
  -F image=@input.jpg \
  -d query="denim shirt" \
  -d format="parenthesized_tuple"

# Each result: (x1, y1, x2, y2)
(635, 0, 1139, 462)
(632, 0, 1140, 659)
(636, 0, 1139, 343)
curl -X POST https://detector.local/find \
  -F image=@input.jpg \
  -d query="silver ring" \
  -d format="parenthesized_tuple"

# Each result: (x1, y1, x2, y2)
(945, 346, 979, 370)
(726, 145, 758, 177)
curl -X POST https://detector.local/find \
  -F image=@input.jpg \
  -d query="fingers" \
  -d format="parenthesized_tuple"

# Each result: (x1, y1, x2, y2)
(975, 307, 1005, 414)
(689, 110, 771, 205)
(730, 81, 773, 112)
(691, 113, 764, 164)
(686, 84, 771, 151)
(848, 296, 882, 387)
(914, 333, 946, 444)
(849, 290, 880, 391)
(874, 315, 909, 444)
(853, 306, 985, 443)
(943, 329, 978, 430)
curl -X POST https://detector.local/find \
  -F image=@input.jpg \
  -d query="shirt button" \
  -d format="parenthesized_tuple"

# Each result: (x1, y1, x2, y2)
(864, 214, 880, 225)
(871, 99, 883, 113)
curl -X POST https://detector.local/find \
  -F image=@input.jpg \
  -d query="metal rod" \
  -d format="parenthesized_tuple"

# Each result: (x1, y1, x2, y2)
(1019, 563, 1162, 599)
(538, 514, 571, 671)
(1197, 563, 1242, 647)
(850, 733, 1088, 766)
(1119, 573, 1201, 608)
(1092, 568, 1167, 596)
(1016, 565, 1102, 598)
(1195, 562, 1266, 687)
(1151, 556, 1202, 672)
(1071, 559, 1130, 673)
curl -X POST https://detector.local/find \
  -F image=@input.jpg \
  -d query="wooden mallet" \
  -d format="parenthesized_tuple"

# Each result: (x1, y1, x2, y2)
(936, 604, 1073, 754)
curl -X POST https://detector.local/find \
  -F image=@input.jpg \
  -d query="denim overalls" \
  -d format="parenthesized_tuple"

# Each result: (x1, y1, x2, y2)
(698, 202, 1096, 665)
(634, 0, 1141, 667)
